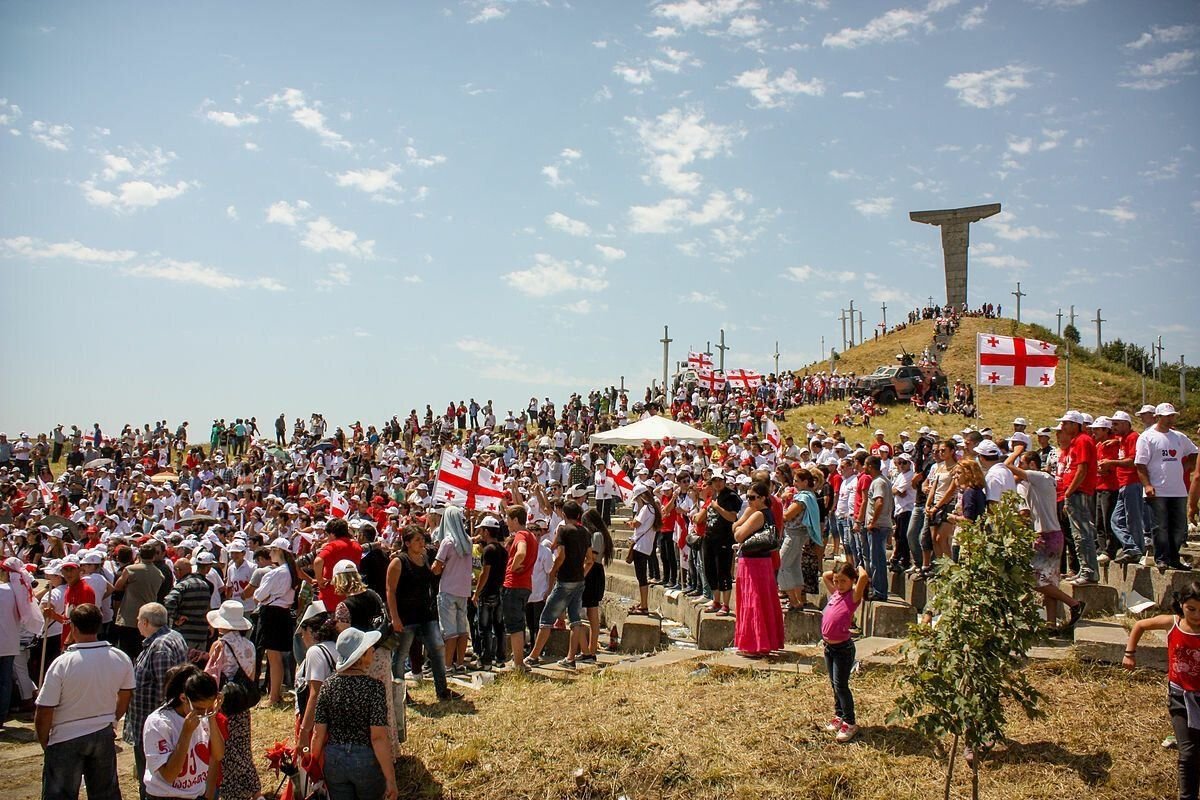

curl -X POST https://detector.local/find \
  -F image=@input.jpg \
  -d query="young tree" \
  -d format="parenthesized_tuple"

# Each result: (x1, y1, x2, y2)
(890, 494, 1046, 800)
(1062, 324, 1081, 345)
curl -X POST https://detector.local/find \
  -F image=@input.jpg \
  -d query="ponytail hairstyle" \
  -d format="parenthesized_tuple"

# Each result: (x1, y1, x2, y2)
(582, 508, 614, 567)
(278, 548, 300, 591)
(162, 664, 218, 711)
(645, 491, 662, 530)
(1171, 581, 1200, 616)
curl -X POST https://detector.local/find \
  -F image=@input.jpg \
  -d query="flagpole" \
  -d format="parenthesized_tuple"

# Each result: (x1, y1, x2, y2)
(1065, 337, 1071, 412)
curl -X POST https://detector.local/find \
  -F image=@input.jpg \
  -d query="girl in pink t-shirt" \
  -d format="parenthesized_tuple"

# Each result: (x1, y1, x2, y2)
(821, 563, 869, 744)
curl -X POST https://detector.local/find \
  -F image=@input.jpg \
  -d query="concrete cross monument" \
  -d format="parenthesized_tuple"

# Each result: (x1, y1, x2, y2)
(910, 203, 1002, 308)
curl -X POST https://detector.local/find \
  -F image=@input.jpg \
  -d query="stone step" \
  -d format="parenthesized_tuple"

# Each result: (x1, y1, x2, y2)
(1074, 619, 1165, 672)
(865, 599, 918, 639)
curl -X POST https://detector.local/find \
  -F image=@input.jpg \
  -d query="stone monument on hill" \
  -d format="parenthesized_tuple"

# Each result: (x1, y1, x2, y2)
(910, 203, 1001, 308)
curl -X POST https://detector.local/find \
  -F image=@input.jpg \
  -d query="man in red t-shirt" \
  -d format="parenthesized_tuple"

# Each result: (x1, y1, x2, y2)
(1057, 412, 1100, 585)
(1090, 417, 1121, 561)
(502, 506, 537, 672)
(1102, 410, 1147, 562)
(313, 517, 362, 611)
(869, 430, 892, 460)
(58, 557, 97, 645)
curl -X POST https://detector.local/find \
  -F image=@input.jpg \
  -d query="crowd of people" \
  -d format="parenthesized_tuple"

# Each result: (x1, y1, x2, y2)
(1, 314, 1198, 797)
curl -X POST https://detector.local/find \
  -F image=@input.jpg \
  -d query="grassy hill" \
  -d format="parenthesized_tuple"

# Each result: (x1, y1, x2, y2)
(781, 317, 1196, 446)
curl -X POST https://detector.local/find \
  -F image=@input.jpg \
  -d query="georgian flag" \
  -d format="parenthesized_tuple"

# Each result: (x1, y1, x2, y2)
(688, 351, 713, 369)
(605, 452, 635, 502)
(38, 478, 54, 506)
(725, 368, 763, 390)
(328, 488, 350, 519)
(433, 451, 505, 513)
(763, 417, 782, 453)
(696, 368, 726, 392)
(977, 333, 1059, 388)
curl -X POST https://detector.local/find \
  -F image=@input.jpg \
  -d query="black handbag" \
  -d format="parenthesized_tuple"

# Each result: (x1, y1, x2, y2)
(219, 665, 261, 715)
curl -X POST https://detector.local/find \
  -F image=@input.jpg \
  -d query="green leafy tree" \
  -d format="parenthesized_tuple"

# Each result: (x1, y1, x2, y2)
(1062, 324, 1081, 345)
(890, 494, 1046, 799)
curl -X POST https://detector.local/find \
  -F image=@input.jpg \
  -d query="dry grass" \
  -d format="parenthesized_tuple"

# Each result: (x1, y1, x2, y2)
(201, 660, 1177, 800)
(783, 317, 1196, 446)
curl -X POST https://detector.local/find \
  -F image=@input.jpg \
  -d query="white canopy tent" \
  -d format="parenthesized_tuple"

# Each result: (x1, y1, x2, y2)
(588, 415, 718, 446)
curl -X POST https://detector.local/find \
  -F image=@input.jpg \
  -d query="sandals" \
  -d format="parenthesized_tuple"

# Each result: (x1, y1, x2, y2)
(628, 605, 649, 616)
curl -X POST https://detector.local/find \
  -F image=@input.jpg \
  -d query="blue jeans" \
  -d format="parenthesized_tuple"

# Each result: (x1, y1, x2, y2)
(1110, 483, 1146, 555)
(0, 654, 13, 724)
(1150, 496, 1189, 566)
(475, 596, 505, 666)
(1064, 493, 1100, 580)
(866, 527, 890, 601)
(324, 741, 385, 800)
(539, 580, 585, 628)
(42, 727, 121, 800)
(389, 619, 450, 698)
(824, 639, 856, 725)
(906, 506, 928, 562)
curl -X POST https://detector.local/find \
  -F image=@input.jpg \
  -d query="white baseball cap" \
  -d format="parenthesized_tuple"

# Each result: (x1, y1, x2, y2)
(1155, 402, 1178, 417)
(1110, 411, 1132, 423)
(1138, 404, 1157, 415)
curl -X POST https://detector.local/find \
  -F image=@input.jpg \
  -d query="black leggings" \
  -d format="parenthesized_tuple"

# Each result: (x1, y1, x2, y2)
(1170, 689, 1199, 800)
(892, 510, 913, 567)
(631, 551, 651, 588)
(657, 532, 678, 585)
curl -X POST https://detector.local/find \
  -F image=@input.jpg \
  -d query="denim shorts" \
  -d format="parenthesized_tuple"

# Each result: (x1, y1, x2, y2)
(437, 592, 470, 637)
(538, 580, 585, 628)
(500, 587, 531, 635)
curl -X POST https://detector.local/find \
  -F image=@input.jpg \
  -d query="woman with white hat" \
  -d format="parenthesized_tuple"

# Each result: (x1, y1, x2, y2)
(311, 627, 397, 800)
(203, 600, 261, 800)
(253, 538, 299, 706)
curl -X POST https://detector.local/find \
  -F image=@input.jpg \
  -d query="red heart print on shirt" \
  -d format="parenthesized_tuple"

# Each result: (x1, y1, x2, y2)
(195, 742, 210, 764)
(1169, 449, 1178, 458)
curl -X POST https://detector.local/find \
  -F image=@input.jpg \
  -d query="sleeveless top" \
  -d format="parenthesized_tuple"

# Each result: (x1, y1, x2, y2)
(1167, 616, 1200, 693)
(391, 552, 437, 625)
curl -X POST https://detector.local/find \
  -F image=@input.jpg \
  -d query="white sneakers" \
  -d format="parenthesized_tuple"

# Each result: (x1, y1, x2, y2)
(836, 722, 859, 743)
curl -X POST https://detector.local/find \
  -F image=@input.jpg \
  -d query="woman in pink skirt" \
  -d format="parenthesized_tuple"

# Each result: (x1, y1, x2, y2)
(732, 480, 785, 657)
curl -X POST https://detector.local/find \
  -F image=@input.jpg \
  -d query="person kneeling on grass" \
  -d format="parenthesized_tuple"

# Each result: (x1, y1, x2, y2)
(1123, 581, 1200, 800)
(821, 563, 869, 744)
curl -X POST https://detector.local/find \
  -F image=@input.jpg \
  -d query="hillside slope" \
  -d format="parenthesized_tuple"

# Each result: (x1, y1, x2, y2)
(781, 316, 1195, 444)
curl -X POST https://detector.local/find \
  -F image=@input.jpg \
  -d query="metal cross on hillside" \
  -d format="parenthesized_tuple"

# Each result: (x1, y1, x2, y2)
(910, 203, 1002, 308)
(1011, 281, 1027, 323)
(716, 328, 729, 372)
(1093, 308, 1105, 351)
(659, 325, 672, 396)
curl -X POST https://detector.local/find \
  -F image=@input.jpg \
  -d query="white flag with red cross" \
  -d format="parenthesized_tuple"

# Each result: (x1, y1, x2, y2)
(688, 351, 713, 369)
(605, 452, 635, 502)
(977, 333, 1059, 387)
(763, 417, 782, 453)
(434, 451, 505, 513)
(327, 488, 350, 519)
(38, 478, 54, 506)
(696, 368, 726, 392)
(725, 368, 763, 391)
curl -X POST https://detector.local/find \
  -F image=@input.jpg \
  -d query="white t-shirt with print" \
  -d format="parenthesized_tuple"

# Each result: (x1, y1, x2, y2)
(142, 706, 212, 798)
(1135, 427, 1198, 497)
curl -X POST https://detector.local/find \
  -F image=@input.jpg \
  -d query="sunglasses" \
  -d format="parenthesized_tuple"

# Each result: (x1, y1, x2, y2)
(747, 494, 763, 500)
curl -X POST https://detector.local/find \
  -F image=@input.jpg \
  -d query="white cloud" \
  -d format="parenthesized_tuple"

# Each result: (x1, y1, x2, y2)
(456, 337, 517, 362)
(985, 211, 1054, 241)
(502, 253, 608, 297)
(0, 99, 22, 128)
(648, 25, 679, 38)
(1096, 201, 1137, 223)
(315, 263, 352, 291)
(541, 165, 565, 188)
(946, 64, 1033, 108)
(542, 148, 582, 187)
(959, 3, 987, 29)
(782, 265, 815, 282)
(780, 264, 859, 283)
(123, 258, 285, 291)
(1124, 24, 1197, 51)
(226, 205, 238, 220)
(614, 64, 654, 86)
(28, 120, 72, 150)
(595, 244, 627, 261)
(727, 15, 768, 38)
(628, 198, 689, 233)
(469, 5, 506, 23)
(1027, 0, 1088, 7)
(977, 254, 1029, 270)
(683, 291, 726, 310)
(404, 144, 446, 168)
(563, 299, 593, 314)
(1, 236, 136, 264)
(205, 109, 259, 127)
(335, 165, 402, 199)
(1138, 157, 1181, 182)
(841, 90, 867, 99)
(265, 87, 350, 149)
(265, 200, 310, 227)
(654, 0, 759, 30)
(1191, 200, 1200, 214)
(244, 141, 260, 151)
(852, 196, 895, 217)
(823, 0, 961, 49)
(1038, 128, 1067, 150)
(1119, 49, 1197, 91)
(627, 107, 740, 194)
(828, 168, 860, 181)
(732, 67, 825, 108)
(545, 211, 592, 237)
(82, 179, 192, 212)
(401, 274, 423, 284)
(1007, 136, 1033, 155)
(301, 217, 375, 258)
(560, 148, 582, 161)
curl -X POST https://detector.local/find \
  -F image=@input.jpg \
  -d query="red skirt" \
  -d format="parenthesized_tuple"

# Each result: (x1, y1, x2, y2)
(734, 556, 785, 654)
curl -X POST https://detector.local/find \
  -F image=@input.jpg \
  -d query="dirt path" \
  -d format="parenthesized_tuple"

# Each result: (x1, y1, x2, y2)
(1, 715, 138, 799)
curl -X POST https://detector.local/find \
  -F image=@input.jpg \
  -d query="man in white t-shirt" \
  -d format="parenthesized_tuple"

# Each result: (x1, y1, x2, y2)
(224, 542, 256, 611)
(36, 603, 135, 800)
(1135, 403, 1199, 570)
(976, 440, 1016, 506)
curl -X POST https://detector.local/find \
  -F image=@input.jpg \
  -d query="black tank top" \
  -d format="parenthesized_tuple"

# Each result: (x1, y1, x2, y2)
(391, 552, 437, 624)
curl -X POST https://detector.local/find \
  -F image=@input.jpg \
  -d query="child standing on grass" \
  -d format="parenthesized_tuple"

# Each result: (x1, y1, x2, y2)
(1123, 581, 1200, 800)
(821, 563, 869, 744)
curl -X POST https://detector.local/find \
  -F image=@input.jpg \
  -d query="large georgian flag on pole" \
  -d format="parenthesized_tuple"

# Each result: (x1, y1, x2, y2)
(977, 333, 1059, 387)
(605, 452, 635, 502)
(434, 451, 505, 513)
(763, 417, 783, 453)
(688, 351, 713, 369)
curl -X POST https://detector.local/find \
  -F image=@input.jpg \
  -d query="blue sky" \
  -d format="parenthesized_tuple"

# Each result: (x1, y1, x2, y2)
(2, 0, 1197, 434)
